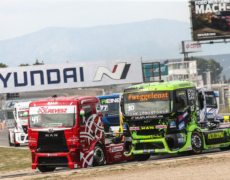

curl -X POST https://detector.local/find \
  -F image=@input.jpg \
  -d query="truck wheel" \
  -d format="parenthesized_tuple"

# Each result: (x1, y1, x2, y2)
(133, 154, 150, 161)
(190, 130, 203, 155)
(93, 145, 106, 166)
(8, 131, 13, 147)
(14, 134, 20, 147)
(37, 166, 56, 173)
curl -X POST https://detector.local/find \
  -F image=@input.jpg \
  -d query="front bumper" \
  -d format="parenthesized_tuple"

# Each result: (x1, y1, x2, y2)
(124, 133, 192, 156)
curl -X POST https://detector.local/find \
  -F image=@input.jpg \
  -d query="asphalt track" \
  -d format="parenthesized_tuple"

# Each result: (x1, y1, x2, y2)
(0, 129, 228, 179)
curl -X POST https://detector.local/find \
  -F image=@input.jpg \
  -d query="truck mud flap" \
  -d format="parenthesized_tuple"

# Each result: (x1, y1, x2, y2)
(203, 130, 228, 145)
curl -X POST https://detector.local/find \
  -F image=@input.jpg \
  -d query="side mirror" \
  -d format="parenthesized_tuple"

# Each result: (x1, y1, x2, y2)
(215, 92, 219, 97)
(80, 109, 85, 116)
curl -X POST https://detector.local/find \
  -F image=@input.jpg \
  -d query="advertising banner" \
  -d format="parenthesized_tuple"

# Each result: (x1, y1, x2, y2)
(0, 57, 143, 93)
(190, 0, 230, 41)
(143, 64, 168, 82)
(179, 41, 202, 54)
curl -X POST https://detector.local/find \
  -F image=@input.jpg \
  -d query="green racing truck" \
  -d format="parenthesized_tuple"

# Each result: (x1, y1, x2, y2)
(120, 81, 230, 161)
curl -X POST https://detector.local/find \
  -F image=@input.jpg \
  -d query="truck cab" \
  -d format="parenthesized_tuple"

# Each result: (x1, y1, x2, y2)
(8, 101, 31, 147)
(28, 96, 132, 172)
(97, 94, 121, 132)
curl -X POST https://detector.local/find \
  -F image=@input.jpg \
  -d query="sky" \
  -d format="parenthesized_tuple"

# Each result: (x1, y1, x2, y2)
(0, 0, 189, 40)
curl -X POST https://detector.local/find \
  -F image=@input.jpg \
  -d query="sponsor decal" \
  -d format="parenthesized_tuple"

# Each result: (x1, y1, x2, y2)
(29, 137, 36, 143)
(122, 123, 127, 130)
(178, 137, 184, 144)
(132, 115, 164, 119)
(47, 153, 57, 157)
(114, 152, 122, 159)
(172, 147, 179, 151)
(169, 121, 176, 128)
(128, 92, 168, 102)
(37, 107, 67, 114)
(179, 121, 185, 131)
(125, 151, 130, 154)
(178, 111, 188, 122)
(109, 146, 123, 153)
(190, 106, 194, 111)
(130, 127, 140, 130)
(208, 132, 225, 139)
(47, 102, 58, 105)
(156, 125, 167, 129)
(150, 149, 155, 153)
(186, 146, 192, 150)
(220, 144, 229, 147)
(187, 89, 195, 100)
(83, 148, 88, 151)
(220, 124, 230, 128)
(215, 145, 220, 148)
(101, 98, 119, 104)
(74, 164, 78, 169)
(141, 126, 155, 130)
(143, 150, 148, 153)
(158, 149, 165, 152)
(80, 140, 86, 143)
(133, 150, 142, 153)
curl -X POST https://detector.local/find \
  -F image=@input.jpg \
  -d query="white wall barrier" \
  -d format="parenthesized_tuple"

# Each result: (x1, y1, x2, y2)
(3, 119, 14, 129)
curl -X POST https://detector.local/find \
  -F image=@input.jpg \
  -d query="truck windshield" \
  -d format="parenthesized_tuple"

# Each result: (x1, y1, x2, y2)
(29, 106, 76, 128)
(100, 97, 119, 116)
(18, 110, 28, 119)
(205, 92, 217, 108)
(123, 91, 170, 116)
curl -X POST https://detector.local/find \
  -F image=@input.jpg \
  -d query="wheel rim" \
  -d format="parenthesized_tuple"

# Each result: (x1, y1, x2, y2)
(191, 134, 201, 149)
(94, 147, 104, 163)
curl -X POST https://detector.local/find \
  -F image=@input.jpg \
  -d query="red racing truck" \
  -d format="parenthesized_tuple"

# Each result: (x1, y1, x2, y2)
(28, 96, 132, 172)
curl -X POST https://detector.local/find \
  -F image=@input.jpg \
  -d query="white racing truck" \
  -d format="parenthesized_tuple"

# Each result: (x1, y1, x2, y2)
(8, 101, 31, 147)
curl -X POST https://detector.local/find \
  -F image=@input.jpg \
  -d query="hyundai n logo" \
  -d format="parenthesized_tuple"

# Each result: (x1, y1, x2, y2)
(93, 62, 131, 82)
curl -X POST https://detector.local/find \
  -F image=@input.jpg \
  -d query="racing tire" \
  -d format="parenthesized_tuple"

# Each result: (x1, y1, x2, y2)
(189, 130, 203, 155)
(37, 166, 56, 173)
(93, 144, 106, 166)
(14, 134, 20, 147)
(133, 154, 150, 161)
(8, 131, 13, 147)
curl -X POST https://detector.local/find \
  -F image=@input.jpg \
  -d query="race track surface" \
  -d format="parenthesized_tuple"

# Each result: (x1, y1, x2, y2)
(0, 129, 28, 149)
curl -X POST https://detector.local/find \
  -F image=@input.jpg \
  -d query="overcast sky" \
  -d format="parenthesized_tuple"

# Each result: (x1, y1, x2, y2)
(0, 0, 189, 40)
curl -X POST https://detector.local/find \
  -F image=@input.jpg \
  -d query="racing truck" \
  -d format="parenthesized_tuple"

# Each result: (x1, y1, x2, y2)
(28, 96, 132, 172)
(196, 88, 224, 123)
(97, 94, 121, 132)
(8, 101, 31, 147)
(120, 81, 230, 161)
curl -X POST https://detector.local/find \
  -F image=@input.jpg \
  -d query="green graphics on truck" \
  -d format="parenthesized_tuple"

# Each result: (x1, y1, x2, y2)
(143, 64, 168, 82)
(190, 0, 230, 41)
(121, 81, 230, 162)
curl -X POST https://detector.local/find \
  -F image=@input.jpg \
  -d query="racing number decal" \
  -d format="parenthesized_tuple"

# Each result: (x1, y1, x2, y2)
(127, 104, 135, 111)
(187, 89, 195, 100)
(101, 105, 108, 111)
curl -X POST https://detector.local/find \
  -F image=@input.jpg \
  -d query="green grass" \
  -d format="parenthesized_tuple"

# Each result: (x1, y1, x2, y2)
(0, 147, 31, 171)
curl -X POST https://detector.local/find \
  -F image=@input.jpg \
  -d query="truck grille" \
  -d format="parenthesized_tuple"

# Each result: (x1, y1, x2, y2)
(37, 131, 69, 153)
(22, 126, 28, 134)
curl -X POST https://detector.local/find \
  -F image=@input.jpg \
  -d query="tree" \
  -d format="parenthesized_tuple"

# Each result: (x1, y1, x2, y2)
(0, 63, 8, 68)
(33, 59, 44, 66)
(192, 57, 223, 84)
(19, 63, 30, 66)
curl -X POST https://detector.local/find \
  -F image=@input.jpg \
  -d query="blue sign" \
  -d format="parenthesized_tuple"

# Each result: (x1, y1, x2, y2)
(169, 121, 176, 128)
(122, 123, 127, 130)
(179, 121, 185, 131)
(178, 137, 184, 144)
